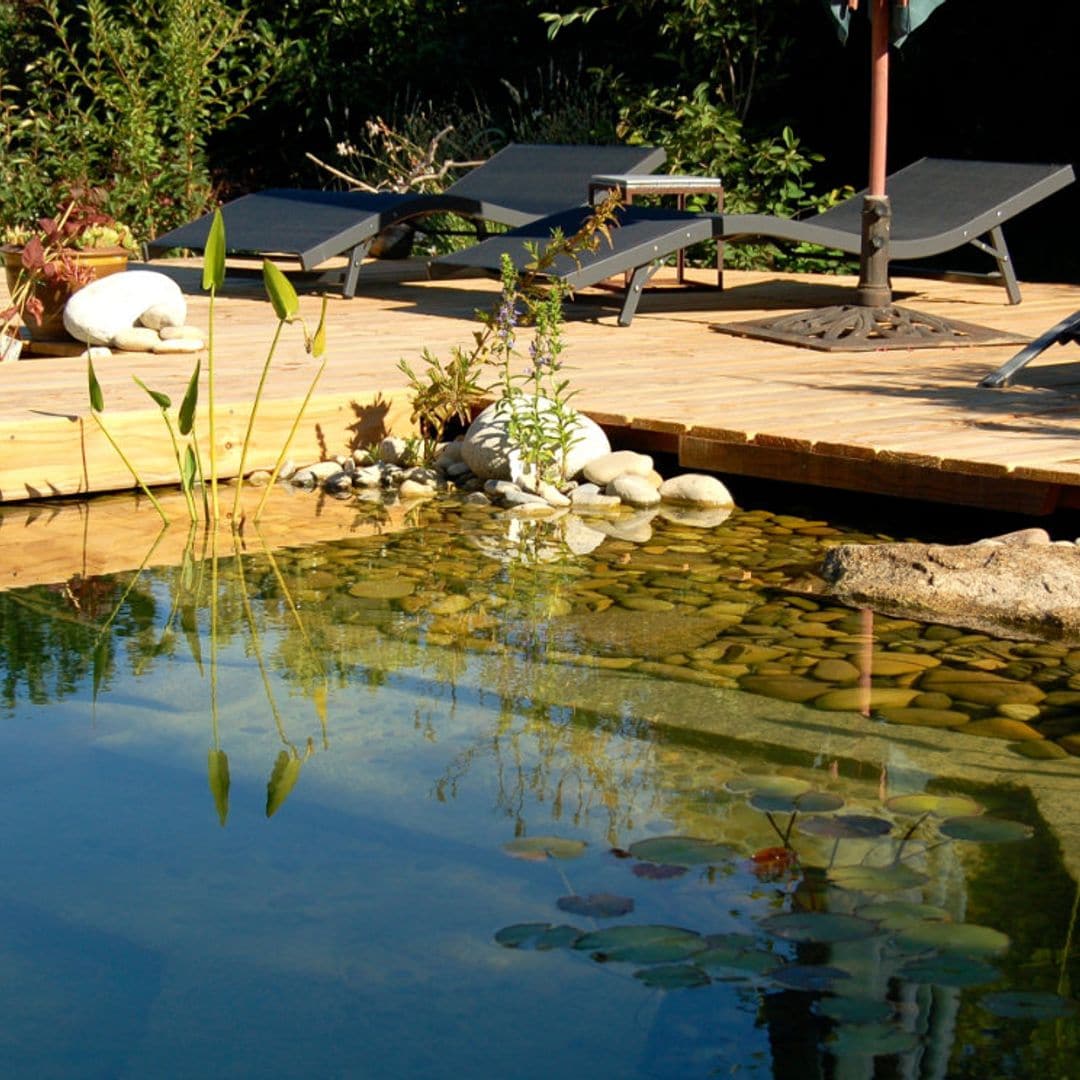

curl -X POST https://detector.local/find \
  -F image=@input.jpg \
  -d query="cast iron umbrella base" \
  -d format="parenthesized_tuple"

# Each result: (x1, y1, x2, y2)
(712, 194, 1026, 353)
(711, 303, 1028, 353)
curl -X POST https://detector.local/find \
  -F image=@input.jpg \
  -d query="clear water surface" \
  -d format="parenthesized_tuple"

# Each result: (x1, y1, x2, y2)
(2, 495, 1079, 1079)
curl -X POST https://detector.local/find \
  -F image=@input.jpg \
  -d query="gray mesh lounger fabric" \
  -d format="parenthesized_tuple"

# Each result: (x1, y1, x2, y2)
(432, 158, 1075, 324)
(145, 144, 666, 297)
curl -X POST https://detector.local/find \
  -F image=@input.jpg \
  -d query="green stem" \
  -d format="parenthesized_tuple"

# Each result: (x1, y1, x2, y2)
(161, 411, 197, 521)
(90, 413, 169, 524)
(253, 356, 327, 522)
(232, 318, 285, 522)
(207, 286, 220, 521)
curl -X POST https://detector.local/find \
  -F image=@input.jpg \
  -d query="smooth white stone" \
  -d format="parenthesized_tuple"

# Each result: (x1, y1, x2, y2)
(158, 324, 205, 340)
(461, 397, 610, 481)
(607, 473, 662, 508)
(582, 450, 654, 485)
(64, 270, 186, 346)
(152, 337, 203, 354)
(111, 326, 162, 352)
(658, 473, 735, 507)
(139, 303, 185, 330)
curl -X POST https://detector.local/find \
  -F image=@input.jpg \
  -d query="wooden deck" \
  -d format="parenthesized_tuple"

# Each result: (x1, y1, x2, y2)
(3, 259, 1080, 515)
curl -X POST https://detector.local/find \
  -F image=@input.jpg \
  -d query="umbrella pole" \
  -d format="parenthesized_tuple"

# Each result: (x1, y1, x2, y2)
(856, 0, 892, 307)
(709, 0, 1024, 350)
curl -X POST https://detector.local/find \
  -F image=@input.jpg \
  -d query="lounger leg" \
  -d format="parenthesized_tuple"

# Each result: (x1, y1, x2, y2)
(618, 264, 659, 326)
(979, 310, 1080, 387)
(342, 241, 372, 299)
(971, 226, 1021, 305)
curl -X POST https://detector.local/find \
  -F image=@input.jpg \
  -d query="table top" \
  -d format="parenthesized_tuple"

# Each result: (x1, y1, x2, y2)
(589, 173, 724, 192)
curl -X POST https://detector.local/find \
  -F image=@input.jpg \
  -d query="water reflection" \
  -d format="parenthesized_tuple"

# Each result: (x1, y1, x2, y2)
(1, 499, 1079, 1076)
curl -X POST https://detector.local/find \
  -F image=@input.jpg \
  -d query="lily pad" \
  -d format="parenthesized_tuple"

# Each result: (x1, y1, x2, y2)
(632, 862, 688, 881)
(826, 1023, 920, 1057)
(634, 964, 711, 990)
(898, 921, 1010, 956)
(828, 863, 929, 893)
(696, 935, 777, 976)
(574, 924, 706, 965)
(534, 924, 584, 950)
(885, 793, 981, 818)
(503, 836, 587, 861)
(938, 816, 1034, 844)
(980, 991, 1076, 1020)
(761, 911, 879, 944)
(556, 893, 634, 918)
(768, 964, 852, 991)
(725, 775, 812, 798)
(814, 997, 895, 1024)
(628, 836, 735, 868)
(797, 814, 892, 839)
(856, 901, 951, 931)
(495, 922, 553, 948)
(899, 954, 1000, 988)
(750, 790, 845, 814)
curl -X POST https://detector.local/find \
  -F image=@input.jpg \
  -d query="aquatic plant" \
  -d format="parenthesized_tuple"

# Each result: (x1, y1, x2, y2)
(88, 210, 328, 526)
(398, 191, 621, 476)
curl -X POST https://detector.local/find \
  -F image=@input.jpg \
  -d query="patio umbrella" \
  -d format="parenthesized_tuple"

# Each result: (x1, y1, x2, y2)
(715, 0, 1025, 351)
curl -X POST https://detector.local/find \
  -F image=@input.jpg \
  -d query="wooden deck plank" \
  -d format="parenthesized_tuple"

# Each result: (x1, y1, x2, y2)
(2, 261, 1080, 512)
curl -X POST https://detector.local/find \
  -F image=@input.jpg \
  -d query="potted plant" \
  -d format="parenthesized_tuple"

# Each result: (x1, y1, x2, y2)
(1, 187, 138, 348)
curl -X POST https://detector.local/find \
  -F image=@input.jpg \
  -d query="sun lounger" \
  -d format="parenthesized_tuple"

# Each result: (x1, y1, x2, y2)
(979, 309, 1080, 387)
(432, 158, 1075, 324)
(145, 143, 666, 297)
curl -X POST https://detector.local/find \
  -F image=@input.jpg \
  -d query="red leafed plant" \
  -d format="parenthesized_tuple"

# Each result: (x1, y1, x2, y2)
(2, 186, 136, 342)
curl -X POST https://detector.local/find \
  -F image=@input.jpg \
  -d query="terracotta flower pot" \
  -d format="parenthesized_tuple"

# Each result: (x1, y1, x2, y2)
(2, 244, 130, 341)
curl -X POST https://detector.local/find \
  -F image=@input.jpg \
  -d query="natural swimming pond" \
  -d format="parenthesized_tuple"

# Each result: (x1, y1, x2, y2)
(2, 493, 1079, 1078)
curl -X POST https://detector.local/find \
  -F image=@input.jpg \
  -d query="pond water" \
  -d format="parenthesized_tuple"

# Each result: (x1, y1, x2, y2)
(2, 495, 1079, 1079)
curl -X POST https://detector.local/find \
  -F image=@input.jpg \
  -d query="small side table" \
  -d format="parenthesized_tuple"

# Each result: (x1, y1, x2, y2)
(588, 173, 725, 288)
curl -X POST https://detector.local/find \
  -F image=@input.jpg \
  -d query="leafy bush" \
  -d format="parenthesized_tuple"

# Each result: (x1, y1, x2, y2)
(615, 82, 852, 271)
(0, 0, 282, 240)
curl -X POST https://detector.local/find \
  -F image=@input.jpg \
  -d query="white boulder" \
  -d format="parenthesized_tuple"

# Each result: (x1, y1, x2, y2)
(658, 473, 735, 507)
(64, 271, 187, 346)
(461, 397, 610, 481)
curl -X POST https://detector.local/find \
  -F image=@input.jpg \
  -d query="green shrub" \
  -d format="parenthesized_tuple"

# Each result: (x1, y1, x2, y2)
(0, 0, 282, 240)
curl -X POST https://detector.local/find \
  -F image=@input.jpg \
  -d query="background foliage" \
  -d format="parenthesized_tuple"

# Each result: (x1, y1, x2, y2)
(0, 0, 1076, 279)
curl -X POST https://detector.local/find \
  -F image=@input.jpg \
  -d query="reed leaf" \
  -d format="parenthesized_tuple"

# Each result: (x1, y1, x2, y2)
(202, 210, 226, 292)
(263, 259, 299, 322)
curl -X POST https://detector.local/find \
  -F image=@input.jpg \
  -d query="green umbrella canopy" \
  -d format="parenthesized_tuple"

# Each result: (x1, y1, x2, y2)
(826, 0, 948, 46)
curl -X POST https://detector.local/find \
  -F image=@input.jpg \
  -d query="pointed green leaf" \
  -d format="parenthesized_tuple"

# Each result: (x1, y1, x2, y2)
(181, 444, 196, 491)
(262, 260, 299, 322)
(180, 603, 204, 673)
(91, 639, 108, 699)
(202, 209, 225, 291)
(178, 358, 200, 434)
(207, 748, 230, 826)
(88, 356, 104, 412)
(133, 375, 171, 411)
(266, 749, 303, 818)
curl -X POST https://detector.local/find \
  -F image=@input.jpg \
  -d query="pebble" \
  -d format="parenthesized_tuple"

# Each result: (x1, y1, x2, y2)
(962, 717, 1043, 741)
(157, 323, 205, 340)
(582, 450, 654, 485)
(918, 668, 1047, 706)
(111, 326, 162, 351)
(658, 473, 734, 507)
(876, 707, 970, 728)
(607, 473, 662, 508)
(153, 337, 203, 353)
(813, 687, 919, 711)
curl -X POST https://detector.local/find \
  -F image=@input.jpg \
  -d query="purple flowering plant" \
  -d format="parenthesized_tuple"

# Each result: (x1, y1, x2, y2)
(398, 189, 622, 473)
